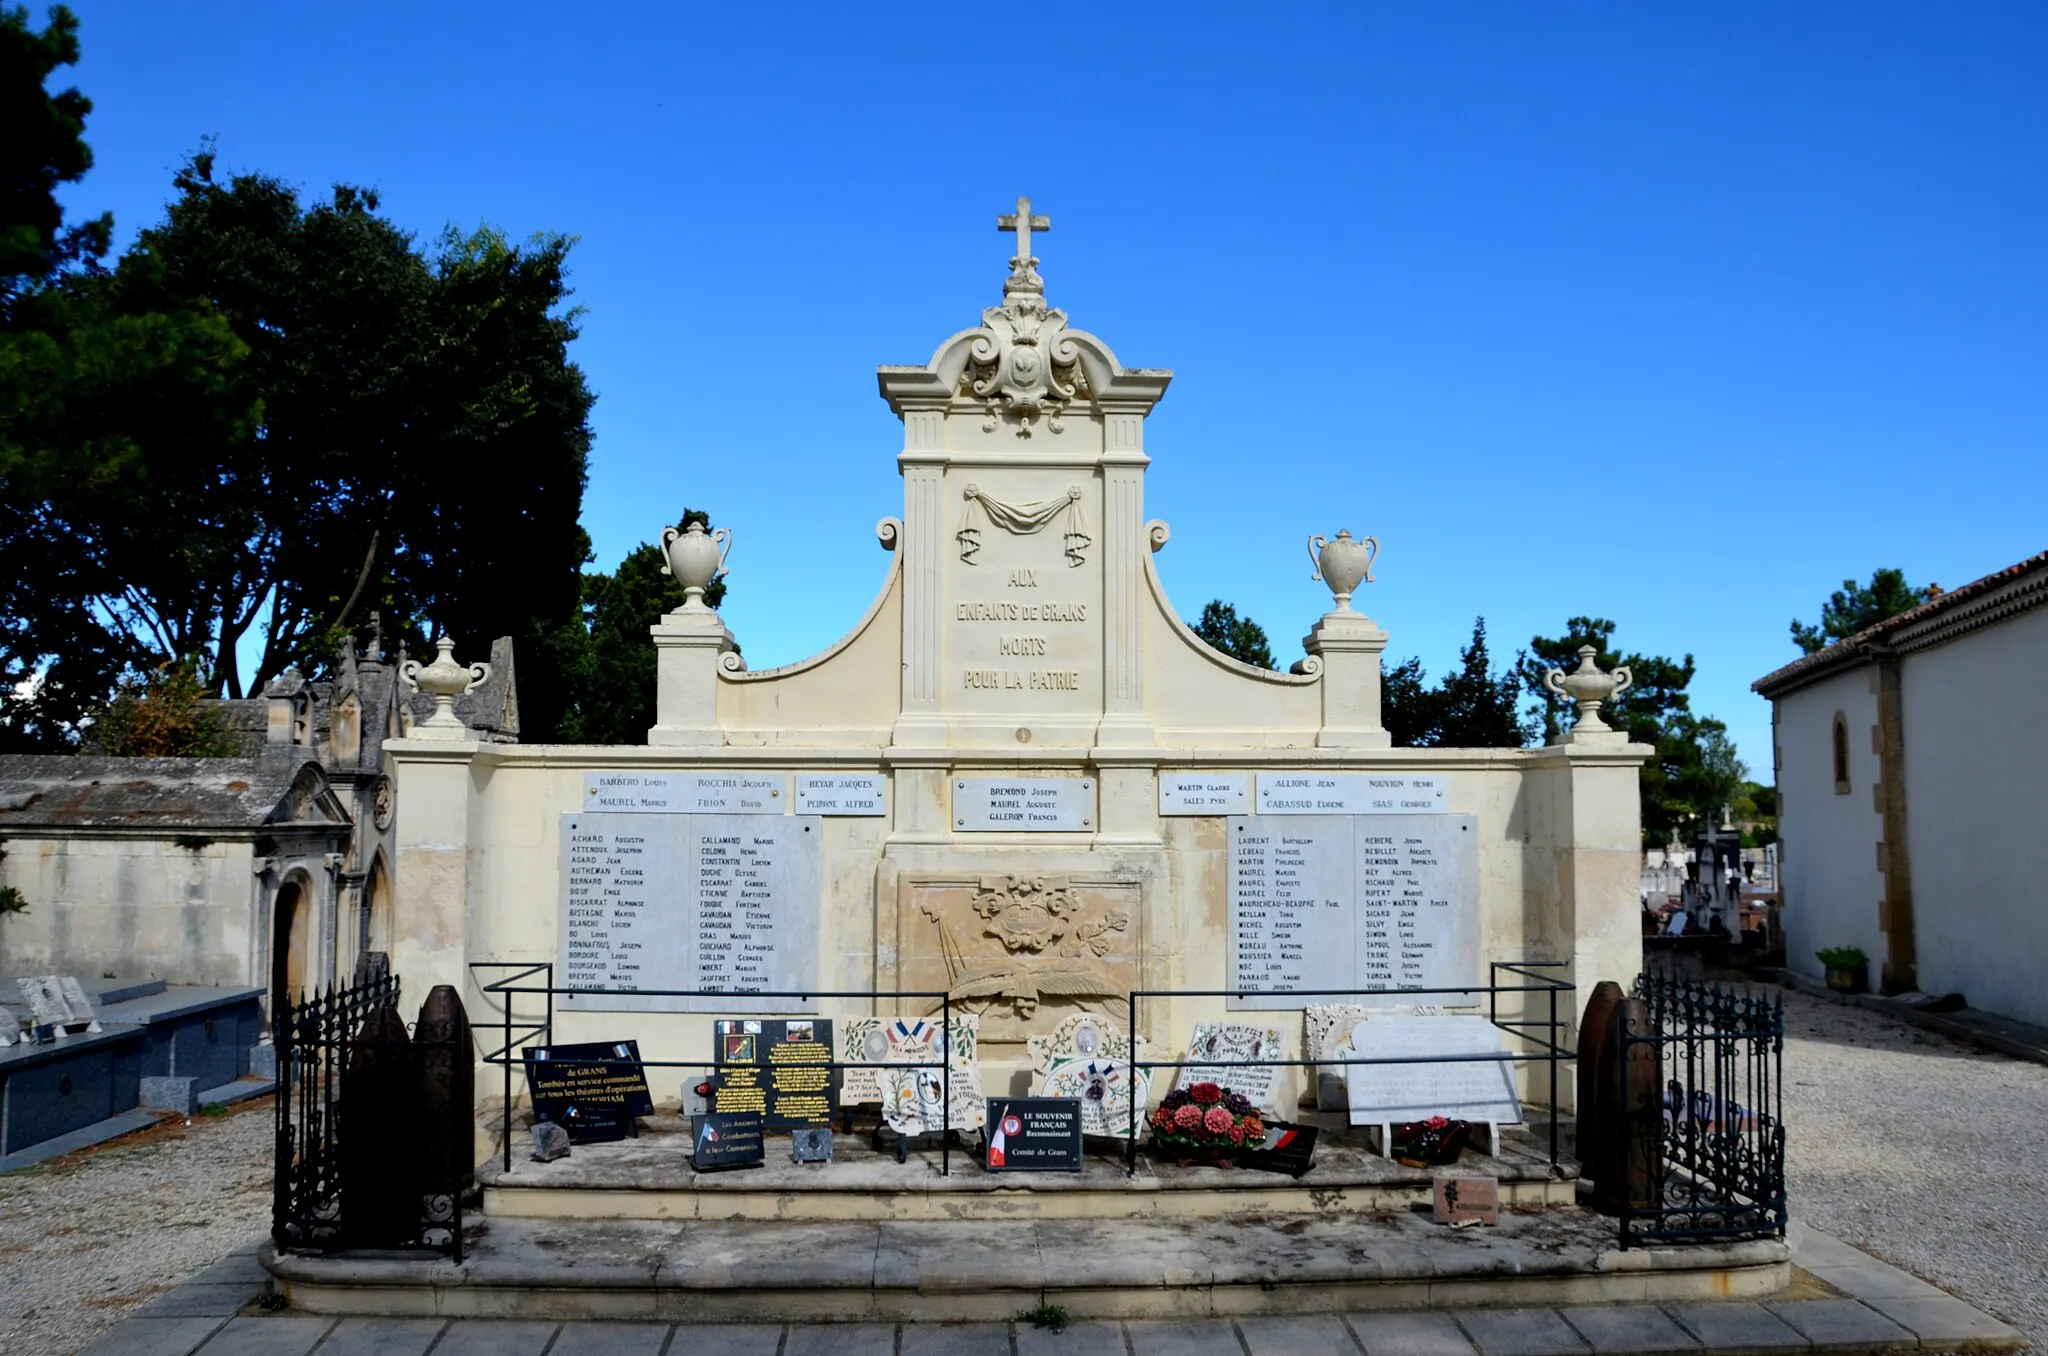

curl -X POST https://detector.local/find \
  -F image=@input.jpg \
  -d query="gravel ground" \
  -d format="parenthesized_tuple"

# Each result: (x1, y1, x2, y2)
(0, 1098, 273, 1356)
(1781, 985, 2048, 1345)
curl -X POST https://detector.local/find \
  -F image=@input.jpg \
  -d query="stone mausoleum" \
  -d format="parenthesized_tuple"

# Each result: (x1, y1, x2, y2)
(385, 199, 1653, 1142)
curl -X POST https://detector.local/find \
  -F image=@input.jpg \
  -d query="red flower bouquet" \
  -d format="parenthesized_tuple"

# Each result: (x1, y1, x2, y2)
(1146, 1082, 1263, 1164)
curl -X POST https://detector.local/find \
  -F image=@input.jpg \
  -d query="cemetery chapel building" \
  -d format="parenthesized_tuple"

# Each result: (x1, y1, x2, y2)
(384, 201, 1654, 1144)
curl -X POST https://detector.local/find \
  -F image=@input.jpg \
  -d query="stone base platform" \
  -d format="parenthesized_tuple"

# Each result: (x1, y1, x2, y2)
(479, 1118, 1577, 1222)
(264, 1207, 1792, 1322)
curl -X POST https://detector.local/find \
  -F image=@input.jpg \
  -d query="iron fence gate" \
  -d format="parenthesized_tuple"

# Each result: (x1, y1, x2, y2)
(1617, 970, 1787, 1247)
(271, 971, 465, 1260)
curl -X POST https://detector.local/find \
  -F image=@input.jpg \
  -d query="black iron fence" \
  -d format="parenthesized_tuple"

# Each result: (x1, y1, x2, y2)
(271, 971, 466, 1260)
(1616, 970, 1787, 1247)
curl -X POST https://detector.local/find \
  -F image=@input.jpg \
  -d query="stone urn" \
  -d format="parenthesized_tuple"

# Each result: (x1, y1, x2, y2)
(660, 520, 732, 609)
(400, 636, 490, 733)
(1543, 645, 1633, 733)
(1307, 529, 1379, 612)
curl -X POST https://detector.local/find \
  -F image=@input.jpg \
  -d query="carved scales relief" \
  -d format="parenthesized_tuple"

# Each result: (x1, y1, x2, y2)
(915, 874, 1132, 1037)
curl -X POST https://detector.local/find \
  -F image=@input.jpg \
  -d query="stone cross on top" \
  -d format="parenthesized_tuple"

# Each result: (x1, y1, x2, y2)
(997, 195, 1050, 296)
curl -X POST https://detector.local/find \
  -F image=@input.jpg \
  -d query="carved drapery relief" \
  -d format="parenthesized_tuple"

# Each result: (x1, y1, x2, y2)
(955, 484, 1091, 567)
(902, 874, 1138, 1045)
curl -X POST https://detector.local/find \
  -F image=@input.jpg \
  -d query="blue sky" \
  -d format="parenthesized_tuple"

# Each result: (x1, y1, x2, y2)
(53, 2, 2048, 768)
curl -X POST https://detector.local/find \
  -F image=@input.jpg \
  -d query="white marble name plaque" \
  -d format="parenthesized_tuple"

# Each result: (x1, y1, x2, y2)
(1255, 773, 1448, 815)
(582, 772, 791, 814)
(795, 773, 888, 816)
(1158, 773, 1251, 816)
(952, 777, 1094, 832)
(1226, 814, 1478, 1009)
(559, 812, 819, 1012)
(1340, 1016, 1522, 1126)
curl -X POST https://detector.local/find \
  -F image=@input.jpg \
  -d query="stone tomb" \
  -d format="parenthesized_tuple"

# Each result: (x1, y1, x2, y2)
(382, 198, 1652, 1177)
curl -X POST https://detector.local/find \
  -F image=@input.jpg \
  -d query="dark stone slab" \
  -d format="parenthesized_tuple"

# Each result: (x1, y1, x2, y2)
(900, 1322, 1011, 1356)
(75, 1317, 229, 1356)
(1128, 1320, 1247, 1356)
(1241, 1313, 1364, 1355)
(132, 1283, 266, 1317)
(1663, 1302, 1810, 1352)
(670, 1327, 781, 1356)
(785, 1325, 895, 1356)
(1456, 1308, 1591, 1356)
(1348, 1311, 1477, 1356)
(551, 1322, 672, 1356)
(1015, 1321, 1130, 1356)
(1559, 1306, 1701, 1354)
(427, 1320, 560, 1356)
(312, 1318, 447, 1356)
(185, 1316, 332, 1356)
(1763, 1299, 1915, 1349)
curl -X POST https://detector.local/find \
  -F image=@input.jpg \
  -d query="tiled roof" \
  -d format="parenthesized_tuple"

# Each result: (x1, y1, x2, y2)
(0, 748, 343, 830)
(1753, 549, 2048, 697)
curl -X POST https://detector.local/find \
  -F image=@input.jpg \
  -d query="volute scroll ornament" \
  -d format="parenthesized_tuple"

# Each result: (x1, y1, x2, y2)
(1308, 530, 1379, 612)
(659, 520, 732, 610)
(1543, 645, 1633, 733)
(400, 637, 490, 734)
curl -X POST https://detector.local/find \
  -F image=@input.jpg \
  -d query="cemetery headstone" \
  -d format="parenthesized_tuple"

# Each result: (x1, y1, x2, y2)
(559, 812, 821, 1013)
(18, 976, 72, 1038)
(712, 1018, 838, 1129)
(1226, 815, 1480, 1007)
(1174, 1022, 1289, 1118)
(55, 977, 103, 1032)
(342, 1005, 419, 1244)
(414, 985, 474, 1227)
(983, 1097, 1084, 1172)
(522, 1040, 654, 1143)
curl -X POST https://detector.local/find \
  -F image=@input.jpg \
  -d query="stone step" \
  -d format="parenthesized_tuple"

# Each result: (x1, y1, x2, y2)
(265, 1210, 1791, 1322)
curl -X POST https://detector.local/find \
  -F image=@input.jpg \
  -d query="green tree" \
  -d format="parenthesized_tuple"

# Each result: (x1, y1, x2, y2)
(556, 511, 724, 745)
(1431, 617, 1532, 748)
(1, 3, 110, 313)
(1381, 655, 1435, 748)
(1789, 567, 1930, 654)
(1520, 617, 1744, 840)
(1380, 618, 1530, 749)
(84, 658, 231, 757)
(3, 143, 594, 740)
(1193, 600, 1275, 669)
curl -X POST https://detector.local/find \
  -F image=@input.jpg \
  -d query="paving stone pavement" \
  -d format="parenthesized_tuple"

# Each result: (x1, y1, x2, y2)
(68, 1221, 2030, 1356)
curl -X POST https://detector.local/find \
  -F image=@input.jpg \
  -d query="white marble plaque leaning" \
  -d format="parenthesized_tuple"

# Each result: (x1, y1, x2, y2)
(1339, 1015, 1522, 1127)
(1226, 814, 1479, 1009)
(582, 772, 791, 814)
(559, 812, 820, 1012)
(1255, 773, 1449, 815)
(951, 776, 1094, 831)
(795, 773, 888, 816)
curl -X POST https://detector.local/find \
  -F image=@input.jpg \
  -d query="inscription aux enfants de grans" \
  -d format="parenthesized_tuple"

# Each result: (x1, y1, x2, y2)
(956, 595, 1087, 692)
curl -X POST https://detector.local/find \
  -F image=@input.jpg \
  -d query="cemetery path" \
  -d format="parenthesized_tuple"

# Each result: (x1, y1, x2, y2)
(0, 1097, 272, 1356)
(1780, 984, 2048, 1347)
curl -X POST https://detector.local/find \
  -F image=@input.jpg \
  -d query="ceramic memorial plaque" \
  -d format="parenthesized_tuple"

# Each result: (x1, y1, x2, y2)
(1027, 1013, 1152, 1139)
(1173, 1022, 1289, 1118)
(837, 1014, 985, 1133)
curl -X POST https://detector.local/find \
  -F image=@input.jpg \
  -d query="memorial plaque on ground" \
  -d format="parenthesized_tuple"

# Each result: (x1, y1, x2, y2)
(583, 771, 791, 813)
(1226, 814, 1478, 1008)
(692, 1110, 766, 1171)
(522, 1040, 654, 1143)
(951, 777, 1093, 831)
(711, 1018, 838, 1129)
(984, 1097, 1084, 1172)
(1157, 773, 1251, 815)
(794, 773, 888, 815)
(1340, 1016, 1522, 1127)
(559, 812, 820, 1012)
(1434, 1175, 1500, 1226)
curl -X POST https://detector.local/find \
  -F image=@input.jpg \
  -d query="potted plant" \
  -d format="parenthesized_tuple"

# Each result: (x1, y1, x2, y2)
(1816, 946, 1868, 994)
(1146, 1082, 1264, 1167)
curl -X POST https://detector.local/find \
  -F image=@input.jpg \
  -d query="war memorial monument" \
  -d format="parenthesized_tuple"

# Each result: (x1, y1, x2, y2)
(266, 201, 1802, 1320)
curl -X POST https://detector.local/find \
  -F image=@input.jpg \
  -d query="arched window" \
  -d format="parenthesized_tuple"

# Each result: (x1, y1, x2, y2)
(1832, 712, 1851, 795)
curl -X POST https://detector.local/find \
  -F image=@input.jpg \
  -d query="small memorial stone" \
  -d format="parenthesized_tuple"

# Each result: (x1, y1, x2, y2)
(1434, 1174, 1500, 1226)
(791, 1126, 835, 1163)
(531, 1121, 572, 1162)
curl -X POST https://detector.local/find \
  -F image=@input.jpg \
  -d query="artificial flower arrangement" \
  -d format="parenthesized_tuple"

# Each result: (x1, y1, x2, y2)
(1146, 1081, 1263, 1163)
